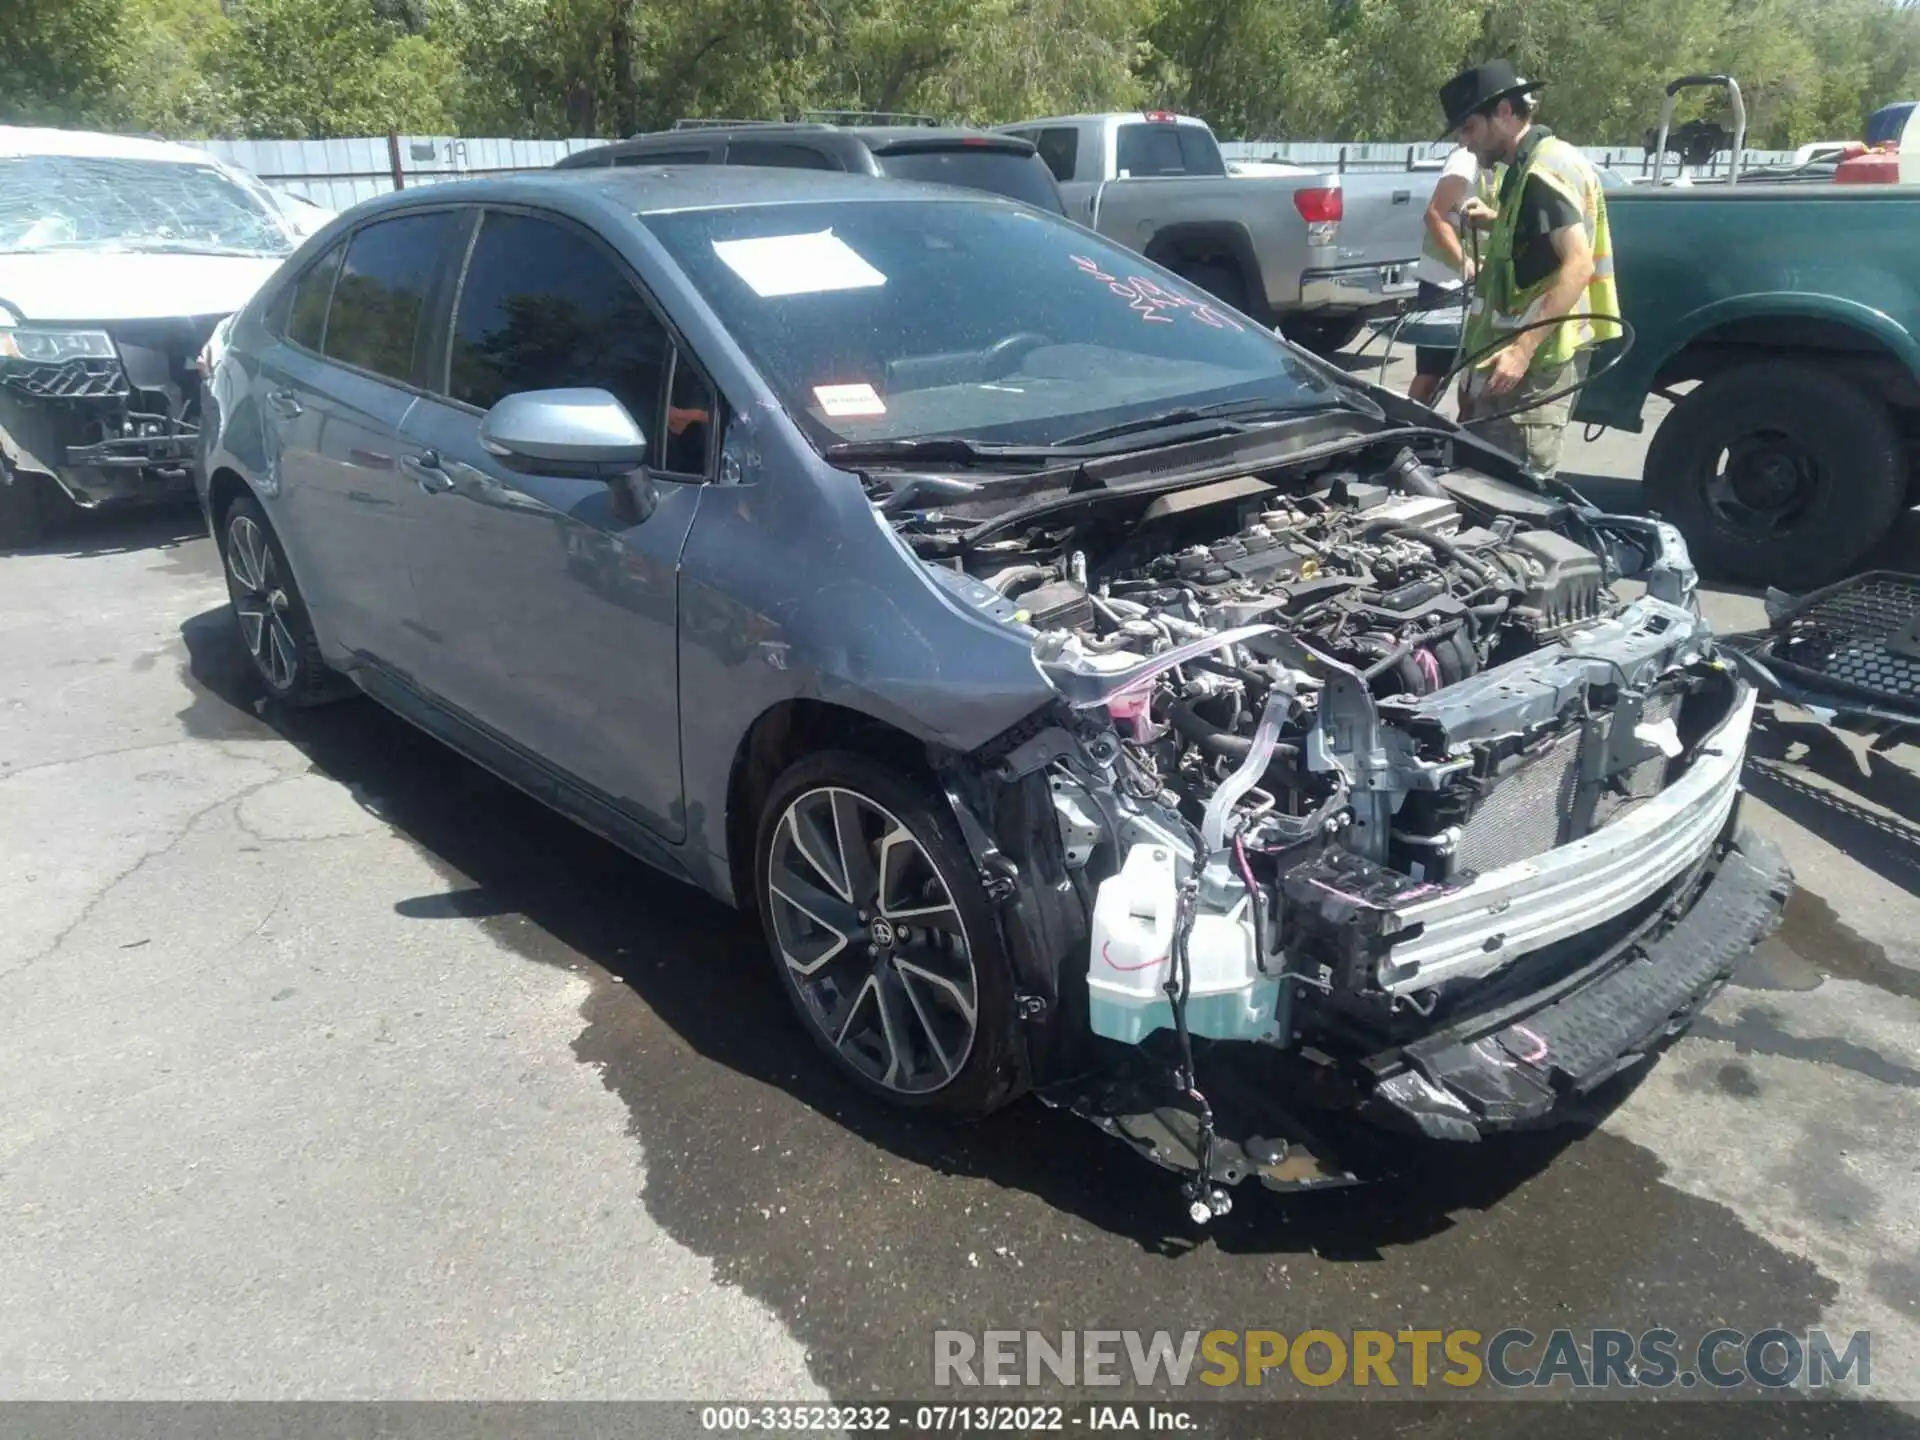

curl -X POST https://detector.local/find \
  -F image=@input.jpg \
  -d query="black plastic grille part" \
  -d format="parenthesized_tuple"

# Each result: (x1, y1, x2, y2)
(1, 357, 130, 399)
(1771, 571, 1920, 707)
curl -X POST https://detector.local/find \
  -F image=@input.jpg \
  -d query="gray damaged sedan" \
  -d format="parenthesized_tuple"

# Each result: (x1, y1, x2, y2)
(198, 167, 1789, 1217)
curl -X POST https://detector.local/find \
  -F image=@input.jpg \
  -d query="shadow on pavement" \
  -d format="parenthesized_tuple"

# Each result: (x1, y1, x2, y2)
(1744, 711, 1920, 897)
(17, 498, 205, 559)
(174, 603, 1599, 1257)
(172, 604, 1920, 1431)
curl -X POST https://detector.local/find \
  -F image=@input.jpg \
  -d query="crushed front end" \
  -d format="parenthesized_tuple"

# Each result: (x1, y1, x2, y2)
(0, 315, 219, 515)
(899, 437, 1789, 1216)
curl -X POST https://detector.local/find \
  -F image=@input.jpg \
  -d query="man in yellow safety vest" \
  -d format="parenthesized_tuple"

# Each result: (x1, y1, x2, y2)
(1439, 60, 1621, 478)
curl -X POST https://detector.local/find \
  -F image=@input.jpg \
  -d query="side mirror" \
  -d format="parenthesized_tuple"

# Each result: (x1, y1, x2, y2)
(479, 388, 649, 478)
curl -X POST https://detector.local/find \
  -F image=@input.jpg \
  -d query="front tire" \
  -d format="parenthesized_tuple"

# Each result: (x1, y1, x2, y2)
(1644, 362, 1906, 589)
(220, 495, 347, 708)
(753, 751, 1020, 1117)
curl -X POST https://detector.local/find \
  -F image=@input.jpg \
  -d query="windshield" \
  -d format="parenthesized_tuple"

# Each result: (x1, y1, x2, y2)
(873, 149, 1064, 213)
(644, 198, 1334, 450)
(0, 155, 295, 257)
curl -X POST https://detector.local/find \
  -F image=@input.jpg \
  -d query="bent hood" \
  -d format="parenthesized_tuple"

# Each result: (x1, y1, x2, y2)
(0, 251, 285, 324)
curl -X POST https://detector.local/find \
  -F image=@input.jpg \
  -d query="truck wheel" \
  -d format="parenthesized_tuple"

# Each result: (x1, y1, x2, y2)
(1281, 314, 1366, 356)
(753, 751, 1021, 1118)
(0, 463, 44, 550)
(1644, 362, 1905, 589)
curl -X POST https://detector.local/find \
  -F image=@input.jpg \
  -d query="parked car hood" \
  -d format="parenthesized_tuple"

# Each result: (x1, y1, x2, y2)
(0, 251, 284, 323)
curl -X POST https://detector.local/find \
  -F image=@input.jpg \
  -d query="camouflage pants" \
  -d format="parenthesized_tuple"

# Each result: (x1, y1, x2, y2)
(1462, 350, 1590, 478)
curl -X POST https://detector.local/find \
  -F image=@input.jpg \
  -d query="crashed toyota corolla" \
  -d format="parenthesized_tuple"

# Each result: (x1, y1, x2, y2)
(198, 170, 1789, 1217)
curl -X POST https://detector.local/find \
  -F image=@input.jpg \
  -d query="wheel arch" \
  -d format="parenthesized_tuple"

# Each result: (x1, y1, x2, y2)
(205, 465, 255, 537)
(1650, 296, 1920, 414)
(724, 698, 940, 907)
(1142, 222, 1266, 314)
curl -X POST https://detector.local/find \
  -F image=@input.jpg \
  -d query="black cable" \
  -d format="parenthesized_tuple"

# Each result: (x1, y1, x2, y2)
(1440, 312, 1638, 425)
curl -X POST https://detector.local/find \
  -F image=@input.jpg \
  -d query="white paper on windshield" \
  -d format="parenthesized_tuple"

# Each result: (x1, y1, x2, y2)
(814, 383, 887, 417)
(711, 229, 887, 298)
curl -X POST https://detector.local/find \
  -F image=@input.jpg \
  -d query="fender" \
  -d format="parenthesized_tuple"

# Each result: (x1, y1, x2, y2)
(1578, 291, 1920, 432)
(1140, 220, 1266, 309)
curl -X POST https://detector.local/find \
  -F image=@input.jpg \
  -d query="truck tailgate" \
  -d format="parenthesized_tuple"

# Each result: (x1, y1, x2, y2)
(1327, 171, 1432, 270)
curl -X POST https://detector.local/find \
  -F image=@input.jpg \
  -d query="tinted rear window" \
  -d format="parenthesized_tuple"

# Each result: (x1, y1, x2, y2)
(323, 211, 454, 383)
(1115, 123, 1225, 177)
(283, 240, 343, 351)
(615, 148, 715, 166)
(727, 140, 839, 170)
(874, 148, 1063, 212)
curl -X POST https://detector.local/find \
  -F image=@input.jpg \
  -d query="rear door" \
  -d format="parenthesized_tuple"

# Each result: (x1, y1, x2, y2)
(397, 207, 715, 841)
(258, 208, 464, 670)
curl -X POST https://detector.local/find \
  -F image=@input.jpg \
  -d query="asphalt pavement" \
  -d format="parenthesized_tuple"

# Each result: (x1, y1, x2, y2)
(3, 366, 1919, 1432)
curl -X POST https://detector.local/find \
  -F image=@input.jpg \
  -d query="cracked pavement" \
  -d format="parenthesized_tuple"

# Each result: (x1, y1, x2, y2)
(2, 385, 1919, 1426)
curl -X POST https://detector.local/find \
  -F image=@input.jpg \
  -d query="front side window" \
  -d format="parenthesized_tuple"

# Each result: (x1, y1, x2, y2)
(0, 154, 295, 257)
(322, 211, 455, 383)
(448, 210, 673, 447)
(644, 197, 1331, 450)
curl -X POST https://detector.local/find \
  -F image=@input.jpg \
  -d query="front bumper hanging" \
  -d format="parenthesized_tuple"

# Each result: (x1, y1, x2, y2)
(1727, 571, 1920, 729)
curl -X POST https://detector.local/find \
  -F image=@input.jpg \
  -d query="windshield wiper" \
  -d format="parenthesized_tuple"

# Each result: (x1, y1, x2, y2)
(1054, 396, 1364, 447)
(824, 436, 1062, 468)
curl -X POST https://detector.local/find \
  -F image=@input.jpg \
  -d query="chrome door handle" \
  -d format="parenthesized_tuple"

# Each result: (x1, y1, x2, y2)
(400, 450, 454, 495)
(266, 388, 303, 419)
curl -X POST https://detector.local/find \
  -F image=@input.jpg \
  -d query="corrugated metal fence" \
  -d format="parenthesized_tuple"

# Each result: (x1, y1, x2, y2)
(191, 136, 600, 211)
(182, 132, 1800, 209)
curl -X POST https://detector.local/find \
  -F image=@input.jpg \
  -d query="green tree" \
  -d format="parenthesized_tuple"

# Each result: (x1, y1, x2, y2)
(0, 0, 122, 126)
(109, 0, 237, 137)
(205, 0, 460, 137)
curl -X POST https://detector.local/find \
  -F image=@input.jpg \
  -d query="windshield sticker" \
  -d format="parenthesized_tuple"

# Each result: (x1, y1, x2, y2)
(712, 229, 887, 298)
(1068, 254, 1245, 331)
(813, 382, 887, 417)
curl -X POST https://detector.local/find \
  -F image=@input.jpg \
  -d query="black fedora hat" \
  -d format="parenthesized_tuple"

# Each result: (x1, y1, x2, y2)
(1439, 59, 1542, 136)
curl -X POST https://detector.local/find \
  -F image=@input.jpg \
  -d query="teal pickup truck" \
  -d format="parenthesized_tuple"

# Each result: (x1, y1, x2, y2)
(1573, 184, 1920, 588)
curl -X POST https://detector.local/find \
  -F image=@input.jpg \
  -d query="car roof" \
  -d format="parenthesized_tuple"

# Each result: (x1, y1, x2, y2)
(573, 123, 1033, 156)
(0, 125, 216, 164)
(1000, 112, 1213, 129)
(359, 164, 1010, 218)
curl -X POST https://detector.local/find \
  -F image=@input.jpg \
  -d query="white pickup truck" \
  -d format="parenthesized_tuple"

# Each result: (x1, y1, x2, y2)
(997, 110, 1436, 352)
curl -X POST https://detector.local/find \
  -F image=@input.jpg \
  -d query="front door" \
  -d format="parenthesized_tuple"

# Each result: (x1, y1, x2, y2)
(398, 208, 718, 842)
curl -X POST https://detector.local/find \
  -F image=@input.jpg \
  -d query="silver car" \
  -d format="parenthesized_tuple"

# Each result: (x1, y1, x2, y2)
(198, 166, 1787, 1215)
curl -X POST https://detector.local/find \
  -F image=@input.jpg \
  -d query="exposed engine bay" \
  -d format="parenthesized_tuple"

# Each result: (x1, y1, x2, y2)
(892, 431, 1776, 1217)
